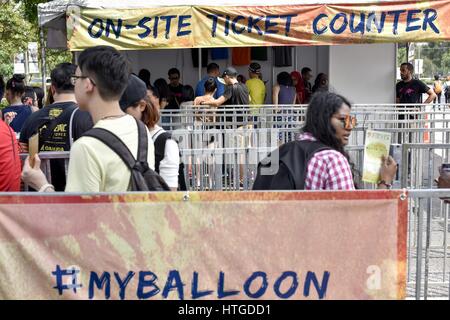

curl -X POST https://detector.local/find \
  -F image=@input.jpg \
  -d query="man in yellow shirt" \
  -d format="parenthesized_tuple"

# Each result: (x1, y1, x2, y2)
(245, 62, 266, 115)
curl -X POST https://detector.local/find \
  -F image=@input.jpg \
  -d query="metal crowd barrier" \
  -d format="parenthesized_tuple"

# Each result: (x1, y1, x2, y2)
(19, 152, 70, 191)
(162, 103, 450, 147)
(20, 141, 449, 193)
(408, 189, 450, 299)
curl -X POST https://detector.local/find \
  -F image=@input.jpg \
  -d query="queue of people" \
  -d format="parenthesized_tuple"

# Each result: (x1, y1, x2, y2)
(0, 48, 449, 194)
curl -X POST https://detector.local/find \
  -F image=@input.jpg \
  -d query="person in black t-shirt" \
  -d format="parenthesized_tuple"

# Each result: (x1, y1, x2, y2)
(202, 67, 250, 125)
(167, 68, 184, 110)
(396, 62, 435, 105)
(19, 63, 93, 191)
(395, 62, 436, 146)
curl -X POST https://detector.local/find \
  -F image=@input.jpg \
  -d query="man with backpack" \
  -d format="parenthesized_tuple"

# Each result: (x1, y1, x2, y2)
(19, 63, 94, 191)
(22, 46, 166, 192)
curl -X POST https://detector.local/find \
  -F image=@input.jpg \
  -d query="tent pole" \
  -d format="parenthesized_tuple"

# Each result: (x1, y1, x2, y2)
(198, 48, 202, 81)
(39, 26, 47, 101)
(294, 46, 298, 71)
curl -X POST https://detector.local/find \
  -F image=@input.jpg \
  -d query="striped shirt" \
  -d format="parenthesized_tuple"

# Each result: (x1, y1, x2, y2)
(298, 132, 355, 190)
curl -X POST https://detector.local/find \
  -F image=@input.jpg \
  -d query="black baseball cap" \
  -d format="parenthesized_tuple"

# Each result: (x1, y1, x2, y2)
(119, 74, 147, 111)
(249, 62, 261, 74)
(221, 67, 238, 78)
(218, 67, 238, 84)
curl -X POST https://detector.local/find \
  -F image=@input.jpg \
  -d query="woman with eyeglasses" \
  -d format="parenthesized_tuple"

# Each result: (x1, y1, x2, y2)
(298, 92, 397, 190)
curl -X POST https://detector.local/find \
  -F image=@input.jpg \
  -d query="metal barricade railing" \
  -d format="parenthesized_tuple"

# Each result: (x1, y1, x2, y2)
(20, 142, 448, 194)
(19, 152, 70, 190)
(408, 189, 450, 300)
(401, 144, 450, 190)
(162, 103, 450, 146)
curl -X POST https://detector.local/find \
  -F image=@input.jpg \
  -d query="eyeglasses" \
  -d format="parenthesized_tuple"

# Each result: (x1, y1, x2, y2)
(334, 115, 357, 129)
(70, 75, 96, 86)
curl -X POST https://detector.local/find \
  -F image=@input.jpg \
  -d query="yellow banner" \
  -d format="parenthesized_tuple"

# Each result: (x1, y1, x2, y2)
(67, 1, 450, 50)
(0, 191, 407, 300)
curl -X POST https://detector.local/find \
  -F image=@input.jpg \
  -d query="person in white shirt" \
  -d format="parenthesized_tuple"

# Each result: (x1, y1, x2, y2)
(120, 74, 180, 191)
(22, 45, 155, 192)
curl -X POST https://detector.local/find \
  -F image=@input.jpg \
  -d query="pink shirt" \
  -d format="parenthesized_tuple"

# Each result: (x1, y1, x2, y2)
(298, 132, 355, 190)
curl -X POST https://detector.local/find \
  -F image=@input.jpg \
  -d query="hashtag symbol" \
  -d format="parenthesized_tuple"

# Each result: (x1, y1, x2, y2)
(52, 265, 82, 295)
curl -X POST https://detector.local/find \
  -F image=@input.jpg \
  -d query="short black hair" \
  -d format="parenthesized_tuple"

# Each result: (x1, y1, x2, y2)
(401, 62, 414, 73)
(78, 46, 131, 101)
(276, 72, 293, 87)
(6, 74, 26, 96)
(154, 78, 170, 100)
(207, 63, 219, 74)
(181, 85, 194, 102)
(51, 63, 76, 93)
(168, 68, 180, 77)
(301, 67, 312, 76)
(204, 77, 217, 93)
(138, 68, 151, 87)
(434, 74, 440, 80)
(148, 84, 160, 99)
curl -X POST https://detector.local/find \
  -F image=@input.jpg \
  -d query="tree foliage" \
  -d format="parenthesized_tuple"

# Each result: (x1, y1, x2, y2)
(0, 1, 36, 78)
(0, 1, 71, 82)
(414, 42, 450, 78)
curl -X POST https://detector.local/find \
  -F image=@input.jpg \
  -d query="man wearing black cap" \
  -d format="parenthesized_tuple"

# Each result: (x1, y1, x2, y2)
(203, 66, 249, 110)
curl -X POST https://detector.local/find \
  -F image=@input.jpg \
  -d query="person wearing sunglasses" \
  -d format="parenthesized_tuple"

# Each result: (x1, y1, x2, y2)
(298, 92, 397, 190)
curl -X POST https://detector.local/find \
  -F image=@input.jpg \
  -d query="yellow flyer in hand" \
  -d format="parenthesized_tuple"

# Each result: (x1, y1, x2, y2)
(362, 130, 391, 183)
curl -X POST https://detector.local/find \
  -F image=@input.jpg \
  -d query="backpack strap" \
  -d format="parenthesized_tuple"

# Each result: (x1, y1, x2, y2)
(83, 118, 150, 171)
(83, 119, 152, 190)
(135, 117, 149, 165)
(281, 140, 330, 190)
(82, 127, 137, 171)
(69, 107, 78, 148)
(153, 131, 172, 173)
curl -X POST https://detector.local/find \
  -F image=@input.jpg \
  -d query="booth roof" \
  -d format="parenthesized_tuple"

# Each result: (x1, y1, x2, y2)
(37, 0, 418, 27)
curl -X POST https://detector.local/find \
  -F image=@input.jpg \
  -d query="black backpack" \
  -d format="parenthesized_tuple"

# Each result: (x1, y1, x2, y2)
(252, 140, 330, 190)
(152, 130, 187, 191)
(83, 118, 170, 191)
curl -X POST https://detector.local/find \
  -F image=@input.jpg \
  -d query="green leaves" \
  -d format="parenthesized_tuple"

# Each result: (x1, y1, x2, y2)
(0, 1, 36, 78)
(1, 1, 71, 81)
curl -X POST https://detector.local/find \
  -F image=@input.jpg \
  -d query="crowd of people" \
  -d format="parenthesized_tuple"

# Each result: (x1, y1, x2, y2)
(135, 62, 325, 117)
(0, 46, 449, 194)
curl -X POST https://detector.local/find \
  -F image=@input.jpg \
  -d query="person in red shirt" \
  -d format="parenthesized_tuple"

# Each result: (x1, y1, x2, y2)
(290, 71, 305, 104)
(0, 119, 21, 191)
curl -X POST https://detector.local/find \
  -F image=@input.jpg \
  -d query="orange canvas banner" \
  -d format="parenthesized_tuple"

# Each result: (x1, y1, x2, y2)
(67, 0, 450, 50)
(0, 191, 407, 300)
